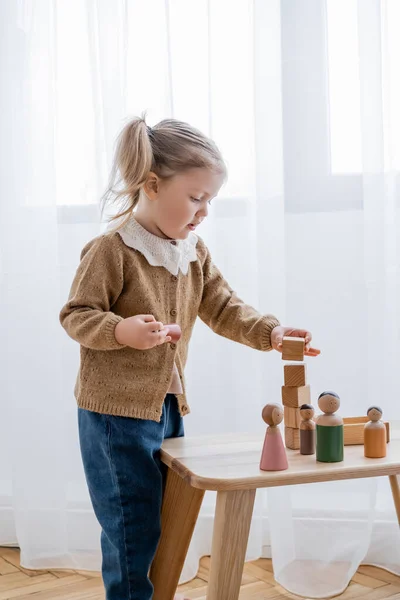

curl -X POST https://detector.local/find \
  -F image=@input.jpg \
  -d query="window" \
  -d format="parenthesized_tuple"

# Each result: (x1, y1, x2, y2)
(23, 0, 399, 214)
(327, 0, 361, 174)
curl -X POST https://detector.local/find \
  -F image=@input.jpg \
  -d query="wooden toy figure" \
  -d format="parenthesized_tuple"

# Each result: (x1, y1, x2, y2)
(260, 403, 288, 471)
(300, 404, 316, 455)
(316, 391, 344, 463)
(364, 406, 386, 458)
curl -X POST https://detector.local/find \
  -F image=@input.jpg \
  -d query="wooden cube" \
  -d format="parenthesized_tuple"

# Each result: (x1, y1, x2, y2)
(284, 406, 301, 428)
(284, 364, 307, 387)
(282, 384, 311, 408)
(282, 337, 305, 361)
(285, 426, 300, 450)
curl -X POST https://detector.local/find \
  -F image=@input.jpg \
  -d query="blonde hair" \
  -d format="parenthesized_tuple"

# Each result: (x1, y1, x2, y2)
(101, 115, 226, 229)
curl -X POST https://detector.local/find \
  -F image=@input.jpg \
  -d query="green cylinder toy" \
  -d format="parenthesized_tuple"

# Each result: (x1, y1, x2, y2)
(316, 391, 344, 463)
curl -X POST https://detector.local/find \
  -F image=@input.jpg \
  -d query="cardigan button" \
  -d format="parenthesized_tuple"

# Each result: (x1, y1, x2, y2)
(170, 343, 177, 349)
(170, 308, 177, 316)
(171, 275, 178, 281)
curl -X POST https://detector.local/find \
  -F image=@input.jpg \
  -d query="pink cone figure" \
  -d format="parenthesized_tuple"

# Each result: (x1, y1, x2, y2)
(260, 403, 289, 471)
(164, 323, 182, 343)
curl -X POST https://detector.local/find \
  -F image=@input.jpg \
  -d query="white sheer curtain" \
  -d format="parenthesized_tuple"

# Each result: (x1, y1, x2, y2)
(1, 0, 399, 597)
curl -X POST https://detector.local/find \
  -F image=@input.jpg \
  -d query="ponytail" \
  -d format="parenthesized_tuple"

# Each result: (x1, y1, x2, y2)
(101, 115, 153, 228)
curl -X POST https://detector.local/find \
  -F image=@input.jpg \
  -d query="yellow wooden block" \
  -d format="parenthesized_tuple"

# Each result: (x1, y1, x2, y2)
(284, 364, 307, 387)
(343, 423, 364, 445)
(285, 426, 300, 450)
(281, 384, 311, 408)
(343, 418, 390, 445)
(284, 406, 301, 428)
(282, 337, 305, 361)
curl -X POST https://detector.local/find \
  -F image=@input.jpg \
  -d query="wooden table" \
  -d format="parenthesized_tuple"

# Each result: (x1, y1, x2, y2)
(150, 434, 400, 600)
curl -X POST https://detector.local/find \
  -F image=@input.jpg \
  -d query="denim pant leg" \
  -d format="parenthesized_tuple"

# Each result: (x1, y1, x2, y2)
(78, 394, 184, 600)
(159, 394, 185, 488)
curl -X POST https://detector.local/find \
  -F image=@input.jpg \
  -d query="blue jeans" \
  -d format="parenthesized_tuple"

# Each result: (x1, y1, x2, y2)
(78, 394, 185, 600)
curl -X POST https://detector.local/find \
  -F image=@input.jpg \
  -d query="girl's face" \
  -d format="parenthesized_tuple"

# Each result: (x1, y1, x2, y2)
(141, 167, 225, 240)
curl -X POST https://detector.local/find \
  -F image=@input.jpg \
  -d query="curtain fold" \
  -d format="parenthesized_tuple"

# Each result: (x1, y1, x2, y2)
(1, 1, 399, 596)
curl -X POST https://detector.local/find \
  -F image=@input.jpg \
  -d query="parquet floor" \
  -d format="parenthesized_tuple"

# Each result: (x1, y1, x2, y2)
(0, 546, 399, 599)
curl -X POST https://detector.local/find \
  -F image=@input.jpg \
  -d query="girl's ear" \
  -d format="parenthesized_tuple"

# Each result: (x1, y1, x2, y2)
(143, 172, 159, 200)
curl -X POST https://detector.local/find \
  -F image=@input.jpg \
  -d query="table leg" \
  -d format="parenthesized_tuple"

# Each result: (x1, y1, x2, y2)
(150, 468, 205, 600)
(389, 474, 400, 525)
(207, 489, 257, 600)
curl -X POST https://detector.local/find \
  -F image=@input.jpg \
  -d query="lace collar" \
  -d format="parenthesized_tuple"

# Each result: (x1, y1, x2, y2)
(112, 216, 198, 276)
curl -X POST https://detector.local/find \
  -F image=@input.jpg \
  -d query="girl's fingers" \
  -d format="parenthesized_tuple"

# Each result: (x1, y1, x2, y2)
(147, 321, 164, 331)
(286, 329, 312, 342)
(154, 332, 165, 345)
(142, 314, 156, 323)
(155, 331, 171, 345)
(293, 330, 312, 343)
(305, 347, 321, 356)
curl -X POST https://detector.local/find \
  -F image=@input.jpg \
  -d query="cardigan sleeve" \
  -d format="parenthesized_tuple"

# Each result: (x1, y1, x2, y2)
(59, 234, 126, 351)
(197, 240, 280, 351)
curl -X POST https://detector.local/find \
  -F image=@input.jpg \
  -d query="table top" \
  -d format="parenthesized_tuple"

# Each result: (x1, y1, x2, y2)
(161, 433, 400, 491)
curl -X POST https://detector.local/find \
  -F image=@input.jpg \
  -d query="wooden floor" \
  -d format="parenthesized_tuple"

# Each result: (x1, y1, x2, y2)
(0, 546, 399, 600)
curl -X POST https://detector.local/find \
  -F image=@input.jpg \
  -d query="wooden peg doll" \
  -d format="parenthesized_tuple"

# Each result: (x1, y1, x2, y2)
(364, 406, 386, 458)
(260, 403, 288, 471)
(316, 391, 344, 463)
(300, 404, 316, 455)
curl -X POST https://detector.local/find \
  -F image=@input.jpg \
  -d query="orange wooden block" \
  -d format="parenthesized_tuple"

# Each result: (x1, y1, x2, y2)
(284, 364, 307, 387)
(284, 406, 301, 429)
(285, 426, 300, 450)
(282, 337, 305, 361)
(281, 384, 311, 408)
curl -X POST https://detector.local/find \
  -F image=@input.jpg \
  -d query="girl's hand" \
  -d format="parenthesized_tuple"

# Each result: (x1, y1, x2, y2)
(271, 326, 320, 357)
(115, 315, 172, 350)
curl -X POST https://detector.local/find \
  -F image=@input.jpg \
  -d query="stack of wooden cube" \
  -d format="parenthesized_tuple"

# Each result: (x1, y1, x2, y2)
(281, 337, 310, 450)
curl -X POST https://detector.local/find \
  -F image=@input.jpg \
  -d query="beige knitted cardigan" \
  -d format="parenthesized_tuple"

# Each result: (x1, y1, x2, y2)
(60, 228, 280, 422)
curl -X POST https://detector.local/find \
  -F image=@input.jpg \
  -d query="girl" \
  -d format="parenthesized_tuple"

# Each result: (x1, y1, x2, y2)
(60, 116, 320, 600)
